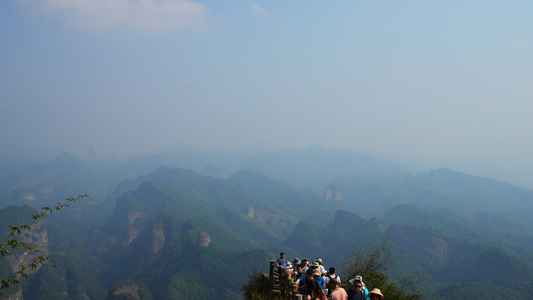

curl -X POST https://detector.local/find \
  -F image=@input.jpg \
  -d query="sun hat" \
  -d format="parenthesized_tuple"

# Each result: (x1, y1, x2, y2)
(285, 261, 293, 269)
(369, 288, 384, 300)
(314, 268, 322, 276)
(317, 258, 322, 264)
(349, 275, 365, 286)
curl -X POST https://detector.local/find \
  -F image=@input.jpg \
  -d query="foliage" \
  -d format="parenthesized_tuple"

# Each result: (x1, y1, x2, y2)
(241, 270, 279, 300)
(435, 281, 518, 299)
(0, 194, 93, 298)
(104, 279, 153, 300)
(339, 240, 423, 300)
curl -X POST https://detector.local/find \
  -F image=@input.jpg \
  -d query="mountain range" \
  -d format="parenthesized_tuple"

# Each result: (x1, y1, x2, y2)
(1, 146, 532, 299)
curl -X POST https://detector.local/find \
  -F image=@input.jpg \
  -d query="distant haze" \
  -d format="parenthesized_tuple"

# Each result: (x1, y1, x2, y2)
(2, 1, 533, 177)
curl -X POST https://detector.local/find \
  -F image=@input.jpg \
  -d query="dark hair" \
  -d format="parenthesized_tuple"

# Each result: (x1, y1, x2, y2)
(306, 269, 314, 276)
(280, 252, 285, 256)
(329, 267, 335, 274)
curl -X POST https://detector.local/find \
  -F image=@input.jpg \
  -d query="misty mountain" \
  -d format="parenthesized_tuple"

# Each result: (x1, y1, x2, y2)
(129, 145, 414, 192)
(411, 168, 533, 212)
(2, 147, 533, 299)
(330, 167, 533, 221)
(240, 145, 416, 191)
(0, 146, 412, 210)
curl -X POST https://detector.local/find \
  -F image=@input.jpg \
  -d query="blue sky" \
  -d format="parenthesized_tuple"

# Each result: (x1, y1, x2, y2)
(1, 0, 533, 169)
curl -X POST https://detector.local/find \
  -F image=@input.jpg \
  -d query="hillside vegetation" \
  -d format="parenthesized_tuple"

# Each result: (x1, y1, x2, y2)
(1, 147, 533, 299)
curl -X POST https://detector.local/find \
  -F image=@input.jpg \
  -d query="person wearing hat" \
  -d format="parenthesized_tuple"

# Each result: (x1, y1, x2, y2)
(285, 261, 294, 277)
(285, 261, 293, 269)
(316, 258, 327, 274)
(292, 257, 301, 276)
(347, 276, 369, 300)
(369, 288, 384, 300)
(313, 266, 326, 293)
(293, 257, 301, 266)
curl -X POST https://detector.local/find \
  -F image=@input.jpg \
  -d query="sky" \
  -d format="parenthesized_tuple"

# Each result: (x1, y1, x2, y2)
(2, 0, 533, 171)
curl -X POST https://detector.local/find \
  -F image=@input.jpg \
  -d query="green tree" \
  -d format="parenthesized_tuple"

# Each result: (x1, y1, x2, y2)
(0, 194, 93, 298)
(340, 240, 423, 300)
(242, 270, 279, 300)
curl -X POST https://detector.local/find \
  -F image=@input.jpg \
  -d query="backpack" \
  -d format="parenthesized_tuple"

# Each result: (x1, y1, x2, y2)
(326, 274, 340, 295)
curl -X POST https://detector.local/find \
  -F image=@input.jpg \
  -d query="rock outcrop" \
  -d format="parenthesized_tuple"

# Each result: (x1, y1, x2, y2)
(197, 231, 211, 247)
(324, 185, 342, 201)
(5, 220, 49, 274)
(148, 228, 165, 255)
(121, 211, 144, 249)
(3, 219, 49, 300)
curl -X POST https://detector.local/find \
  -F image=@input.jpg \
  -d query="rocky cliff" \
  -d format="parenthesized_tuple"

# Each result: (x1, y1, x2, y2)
(324, 185, 342, 201)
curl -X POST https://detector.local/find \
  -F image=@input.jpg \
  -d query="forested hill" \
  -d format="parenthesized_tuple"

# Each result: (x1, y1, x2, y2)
(1, 149, 533, 298)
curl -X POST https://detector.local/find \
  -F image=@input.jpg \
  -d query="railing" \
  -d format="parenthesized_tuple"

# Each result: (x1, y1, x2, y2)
(269, 260, 303, 300)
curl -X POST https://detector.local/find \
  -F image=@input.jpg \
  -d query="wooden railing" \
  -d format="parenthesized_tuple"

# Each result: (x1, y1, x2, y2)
(269, 260, 303, 300)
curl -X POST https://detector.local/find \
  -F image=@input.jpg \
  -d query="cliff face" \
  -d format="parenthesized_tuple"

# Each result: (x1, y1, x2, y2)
(3, 220, 49, 300)
(5, 220, 49, 273)
(324, 185, 342, 201)
(120, 210, 144, 249)
(148, 228, 165, 254)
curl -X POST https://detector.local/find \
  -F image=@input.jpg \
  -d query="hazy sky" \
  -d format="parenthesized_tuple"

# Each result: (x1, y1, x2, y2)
(2, 0, 533, 167)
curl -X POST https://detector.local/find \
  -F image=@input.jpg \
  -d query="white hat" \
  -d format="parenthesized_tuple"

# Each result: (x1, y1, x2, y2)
(349, 275, 365, 286)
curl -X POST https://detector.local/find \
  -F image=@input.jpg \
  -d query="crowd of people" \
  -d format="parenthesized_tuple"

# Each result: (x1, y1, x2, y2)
(275, 252, 385, 300)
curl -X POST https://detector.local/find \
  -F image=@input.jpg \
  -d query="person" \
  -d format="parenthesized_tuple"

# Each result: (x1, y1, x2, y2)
(316, 258, 327, 275)
(293, 258, 302, 277)
(347, 279, 368, 300)
(314, 267, 325, 292)
(301, 259, 310, 274)
(276, 252, 286, 267)
(324, 267, 341, 296)
(296, 264, 305, 285)
(348, 276, 369, 300)
(293, 257, 302, 267)
(368, 288, 384, 300)
(300, 269, 320, 299)
(328, 278, 348, 300)
(285, 261, 294, 277)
